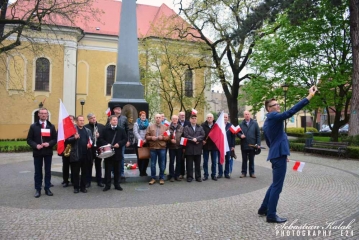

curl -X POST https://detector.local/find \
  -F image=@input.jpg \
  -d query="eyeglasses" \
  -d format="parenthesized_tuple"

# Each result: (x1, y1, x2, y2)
(269, 103, 280, 107)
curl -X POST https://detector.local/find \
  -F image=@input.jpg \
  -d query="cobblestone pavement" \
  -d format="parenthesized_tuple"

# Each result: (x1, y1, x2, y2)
(0, 146, 358, 240)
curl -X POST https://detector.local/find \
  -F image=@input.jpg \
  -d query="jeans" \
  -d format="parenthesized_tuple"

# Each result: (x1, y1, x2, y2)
(260, 156, 287, 218)
(218, 152, 230, 177)
(34, 155, 52, 190)
(150, 149, 166, 180)
(168, 148, 182, 178)
(241, 149, 255, 175)
(120, 145, 125, 177)
(203, 150, 218, 178)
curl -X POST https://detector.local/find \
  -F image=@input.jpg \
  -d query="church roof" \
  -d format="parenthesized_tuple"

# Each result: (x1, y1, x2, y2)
(7, 0, 202, 41)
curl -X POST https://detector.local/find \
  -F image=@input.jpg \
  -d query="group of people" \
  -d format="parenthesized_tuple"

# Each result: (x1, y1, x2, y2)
(26, 86, 317, 224)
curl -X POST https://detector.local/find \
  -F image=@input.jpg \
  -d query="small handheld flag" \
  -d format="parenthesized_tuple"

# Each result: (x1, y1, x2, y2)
(88, 137, 93, 147)
(105, 108, 111, 117)
(163, 120, 170, 127)
(293, 161, 305, 172)
(180, 137, 188, 146)
(191, 108, 198, 115)
(41, 129, 50, 137)
(163, 130, 170, 136)
(137, 139, 144, 147)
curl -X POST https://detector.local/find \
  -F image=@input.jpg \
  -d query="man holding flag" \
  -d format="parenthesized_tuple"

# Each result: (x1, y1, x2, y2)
(208, 112, 230, 179)
(27, 108, 57, 198)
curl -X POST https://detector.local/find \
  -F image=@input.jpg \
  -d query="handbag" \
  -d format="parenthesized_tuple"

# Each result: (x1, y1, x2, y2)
(138, 147, 150, 159)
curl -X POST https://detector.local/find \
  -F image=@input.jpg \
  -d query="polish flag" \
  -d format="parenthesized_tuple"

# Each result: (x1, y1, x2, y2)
(180, 137, 188, 146)
(105, 108, 111, 117)
(163, 120, 170, 127)
(88, 137, 93, 147)
(293, 161, 305, 172)
(230, 125, 241, 134)
(137, 139, 144, 147)
(41, 129, 50, 137)
(191, 108, 198, 115)
(57, 100, 77, 155)
(208, 112, 229, 165)
(172, 130, 176, 139)
(163, 130, 170, 136)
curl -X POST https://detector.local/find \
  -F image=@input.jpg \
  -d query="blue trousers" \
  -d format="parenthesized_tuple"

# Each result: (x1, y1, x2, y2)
(260, 155, 287, 218)
(150, 149, 166, 180)
(203, 150, 218, 178)
(34, 155, 52, 190)
(218, 152, 230, 177)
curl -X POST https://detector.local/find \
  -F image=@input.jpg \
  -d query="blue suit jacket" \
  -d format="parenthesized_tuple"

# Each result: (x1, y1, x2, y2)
(263, 98, 309, 160)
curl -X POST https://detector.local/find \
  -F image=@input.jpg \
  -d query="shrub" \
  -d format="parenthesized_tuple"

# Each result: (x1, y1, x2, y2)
(289, 142, 305, 152)
(286, 127, 318, 134)
(341, 135, 359, 147)
(347, 146, 359, 159)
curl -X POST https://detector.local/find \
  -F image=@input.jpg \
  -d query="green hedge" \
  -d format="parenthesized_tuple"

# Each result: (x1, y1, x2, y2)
(286, 127, 318, 134)
(0, 145, 32, 152)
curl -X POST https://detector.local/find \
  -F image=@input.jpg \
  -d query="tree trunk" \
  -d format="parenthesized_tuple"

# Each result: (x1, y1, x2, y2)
(349, 0, 359, 136)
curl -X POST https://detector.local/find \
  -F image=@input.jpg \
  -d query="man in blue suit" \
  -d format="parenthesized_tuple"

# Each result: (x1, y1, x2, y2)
(258, 86, 317, 223)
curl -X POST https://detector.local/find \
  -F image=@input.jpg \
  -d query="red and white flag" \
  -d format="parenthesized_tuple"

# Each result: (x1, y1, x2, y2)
(88, 137, 93, 147)
(163, 130, 170, 136)
(293, 161, 305, 172)
(180, 137, 188, 146)
(208, 112, 229, 165)
(230, 125, 241, 134)
(57, 100, 77, 155)
(137, 139, 144, 147)
(41, 129, 50, 137)
(163, 120, 170, 127)
(105, 108, 111, 117)
(191, 108, 198, 115)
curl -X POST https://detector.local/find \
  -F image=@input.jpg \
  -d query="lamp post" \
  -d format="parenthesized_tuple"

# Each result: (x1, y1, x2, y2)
(80, 99, 85, 115)
(282, 83, 289, 132)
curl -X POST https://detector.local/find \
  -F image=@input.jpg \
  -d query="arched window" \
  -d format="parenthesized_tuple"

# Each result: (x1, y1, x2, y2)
(184, 69, 193, 97)
(35, 58, 50, 91)
(106, 65, 116, 96)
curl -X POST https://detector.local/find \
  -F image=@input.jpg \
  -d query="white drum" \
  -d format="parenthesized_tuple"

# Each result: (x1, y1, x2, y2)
(96, 144, 115, 158)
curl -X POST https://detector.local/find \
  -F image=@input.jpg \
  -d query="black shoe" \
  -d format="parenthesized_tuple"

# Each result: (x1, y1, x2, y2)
(61, 181, 65, 184)
(225, 175, 231, 179)
(97, 183, 104, 187)
(85, 183, 91, 188)
(120, 176, 126, 180)
(115, 186, 123, 191)
(103, 187, 110, 192)
(62, 183, 69, 188)
(217, 175, 223, 179)
(74, 189, 79, 193)
(34, 190, 41, 198)
(258, 208, 267, 216)
(187, 178, 193, 182)
(196, 178, 202, 182)
(202, 177, 208, 181)
(50, 183, 54, 187)
(80, 188, 87, 193)
(267, 216, 287, 223)
(212, 176, 218, 181)
(45, 189, 53, 196)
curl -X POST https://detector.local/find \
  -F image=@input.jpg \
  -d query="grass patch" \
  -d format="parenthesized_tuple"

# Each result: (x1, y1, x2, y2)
(313, 136, 331, 142)
(0, 141, 27, 147)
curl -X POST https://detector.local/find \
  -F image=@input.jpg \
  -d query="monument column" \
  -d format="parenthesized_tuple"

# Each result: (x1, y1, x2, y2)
(62, 41, 77, 115)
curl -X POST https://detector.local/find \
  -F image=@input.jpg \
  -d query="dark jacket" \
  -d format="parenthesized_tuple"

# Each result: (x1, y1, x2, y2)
(27, 120, 57, 157)
(66, 126, 93, 163)
(101, 125, 127, 161)
(225, 122, 236, 150)
(183, 124, 205, 155)
(238, 119, 261, 150)
(201, 120, 218, 151)
(106, 115, 129, 137)
(179, 120, 191, 128)
(264, 98, 309, 160)
(84, 122, 106, 147)
(168, 123, 184, 149)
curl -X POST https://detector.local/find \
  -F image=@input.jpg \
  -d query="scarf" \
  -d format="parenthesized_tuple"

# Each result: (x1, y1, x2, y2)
(137, 118, 149, 130)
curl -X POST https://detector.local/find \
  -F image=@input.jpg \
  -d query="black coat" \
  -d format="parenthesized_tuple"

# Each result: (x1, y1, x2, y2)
(84, 122, 106, 147)
(238, 119, 261, 150)
(101, 125, 127, 161)
(183, 124, 205, 156)
(201, 120, 218, 151)
(66, 126, 93, 163)
(27, 121, 57, 157)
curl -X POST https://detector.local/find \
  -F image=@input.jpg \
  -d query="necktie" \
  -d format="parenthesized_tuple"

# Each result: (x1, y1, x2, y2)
(41, 122, 45, 129)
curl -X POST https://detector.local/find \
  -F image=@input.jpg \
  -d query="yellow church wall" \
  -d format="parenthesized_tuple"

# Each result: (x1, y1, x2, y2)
(0, 41, 65, 139)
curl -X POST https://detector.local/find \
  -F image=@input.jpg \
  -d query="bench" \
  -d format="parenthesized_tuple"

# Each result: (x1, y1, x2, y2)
(305, 140, 348, 158)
